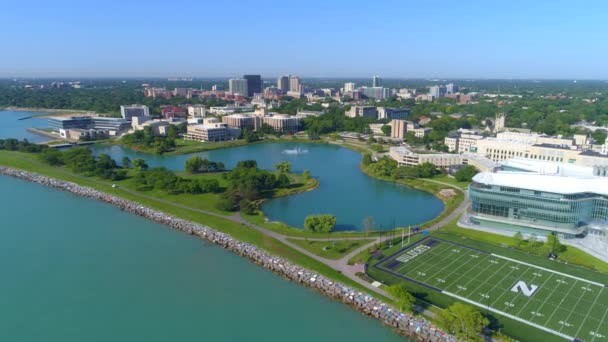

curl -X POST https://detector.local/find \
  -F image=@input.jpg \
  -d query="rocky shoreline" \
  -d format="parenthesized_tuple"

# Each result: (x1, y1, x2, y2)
(0, 167, 454, 342)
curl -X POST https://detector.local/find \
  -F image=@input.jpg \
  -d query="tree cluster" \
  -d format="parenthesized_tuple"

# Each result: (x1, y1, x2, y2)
(185, 156, 225, 173)
(365, 157, 442, 179)
(304, 214, 337, 233)
(0, 138, 48, 153)
(217, 160, 291, 212)
(40, 147, 127, 180)
(133, 167, 221, 194)
(454, 165, 479, 182)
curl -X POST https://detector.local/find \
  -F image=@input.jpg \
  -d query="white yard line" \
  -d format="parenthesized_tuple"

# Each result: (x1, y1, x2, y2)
(489, 266, 533, 309)
(558, 280, 589, 334)
(491, 253, 605, 286)
(423, 246, 482, 284)
(393, 242, 452, 275)
(591, 299, 608, 342)
(536, 278, 574, 326)
(575, 287, 605, 339)
(442, 290, 574, 341)
(515, 271, 556, 317)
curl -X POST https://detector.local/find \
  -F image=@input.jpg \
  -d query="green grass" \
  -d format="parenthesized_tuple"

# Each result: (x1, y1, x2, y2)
(374, 237, 608, 342)
(286, 238, 375, 260)
(430, 174, 471, 190)
(0, 150, 392, 303)
(440, 217, 608, 273)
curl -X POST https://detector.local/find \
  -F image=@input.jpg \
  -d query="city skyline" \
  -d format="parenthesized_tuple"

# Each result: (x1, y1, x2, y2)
(1, 0, 608, 78)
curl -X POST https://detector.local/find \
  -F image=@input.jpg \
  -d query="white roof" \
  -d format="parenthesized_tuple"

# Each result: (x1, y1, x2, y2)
(473, 171, 608, 196)
(500, 158, 596, 178)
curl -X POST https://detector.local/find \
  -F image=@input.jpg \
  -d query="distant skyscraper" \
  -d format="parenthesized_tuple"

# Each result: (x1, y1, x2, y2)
(429, 85, 447, 98)
(229, 78, 248, 96)
(344, 82, 356, 92)
(372, 75, 382, 87)
(243, 74, 262, 97)
(277, 75, 289, 92)
(361, 86, 387, 99)
(289, 75, 301, 93)
(446, 83, 459, 95)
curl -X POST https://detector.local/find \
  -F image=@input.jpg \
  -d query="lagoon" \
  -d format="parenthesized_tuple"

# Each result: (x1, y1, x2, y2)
(91, 142, 444, 231)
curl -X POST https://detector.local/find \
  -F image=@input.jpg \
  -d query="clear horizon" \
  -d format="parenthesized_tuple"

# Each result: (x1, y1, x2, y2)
(2, 0, 607, 79)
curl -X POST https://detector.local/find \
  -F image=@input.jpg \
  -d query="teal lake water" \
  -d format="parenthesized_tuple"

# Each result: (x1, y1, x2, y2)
(91, 143, 444, 231)
(0, 110, 51, 142)
(0, 176, 405, 341)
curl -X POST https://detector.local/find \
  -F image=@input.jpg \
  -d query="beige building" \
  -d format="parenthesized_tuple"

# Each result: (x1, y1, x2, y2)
(389, 146, 463, 168)
(412, 127, 432, 138)
(184, 118, 238, 142)
(391, 119, 407, 139)
(187, 105, 206, 117)
(262, 114, 300, 133)
(222, 114, 256, 130)
(346, 106, 377, 118)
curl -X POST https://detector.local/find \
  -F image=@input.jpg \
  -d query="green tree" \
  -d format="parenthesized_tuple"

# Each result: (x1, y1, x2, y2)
(122, 156, 131, 169)
(454, 165, 478, 182)
(133, 158, 148, 171)
(303, 169, 311, 180)
(547, 233, 565, 254)
(381, 124, 391, 136)
(304, 214, 337, 233)
(387, 284, 415, 312)
(275, 161, 291, 173)
(185, 155, 204, 173)
(362, 153, 373, 166)
(513, 231, 524, 248)
(439, 302, 489, 342)
(239, 199, 257, 215)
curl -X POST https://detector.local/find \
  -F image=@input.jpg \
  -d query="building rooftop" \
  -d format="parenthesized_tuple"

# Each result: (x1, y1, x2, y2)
(473, 171, 608, 196)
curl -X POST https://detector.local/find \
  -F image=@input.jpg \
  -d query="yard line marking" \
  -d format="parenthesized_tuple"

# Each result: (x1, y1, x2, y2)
(515, 271, 555, 316)
(486, 265, 529, 308)
(394, 242, 452, 275)
(442, 253, 493, 293)
(535, 278, 574, 326)
(591, 297, 608, 342)
(423, 247, 484, 285)
(575, 287, 604, 339)
(491, 253, 605, 287)
(489, 266, 534, 309)
(558, 280, 592, 334)
(442, 290, 575, 341)
(450, 254, 505, 293)
(452, 255, 501, 301)
(454, 256, 510, 296)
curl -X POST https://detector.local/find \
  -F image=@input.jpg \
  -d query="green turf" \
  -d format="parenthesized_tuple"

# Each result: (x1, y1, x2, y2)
(375, 237, 608, 341)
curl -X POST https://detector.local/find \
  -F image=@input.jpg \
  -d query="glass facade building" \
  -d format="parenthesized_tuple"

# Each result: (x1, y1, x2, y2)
(469, 179, 608, 238)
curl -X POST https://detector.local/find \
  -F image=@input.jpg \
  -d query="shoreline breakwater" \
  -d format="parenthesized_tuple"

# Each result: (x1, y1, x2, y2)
(0, 166, 453, 342)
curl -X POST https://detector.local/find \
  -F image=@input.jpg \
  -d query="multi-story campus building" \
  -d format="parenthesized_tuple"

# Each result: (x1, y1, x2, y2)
(377, 107, 411, 120)
(228, 78, 248, 96)
(120, 105, 150, 121)
(346, 106, 378, 119)
(468, 158, 608, 240)
(183, 118, 239, 142)
(48, 116, 130, 134)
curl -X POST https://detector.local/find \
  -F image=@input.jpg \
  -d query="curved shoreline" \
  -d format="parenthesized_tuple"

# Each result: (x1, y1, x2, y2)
(0, 166, 453, 342)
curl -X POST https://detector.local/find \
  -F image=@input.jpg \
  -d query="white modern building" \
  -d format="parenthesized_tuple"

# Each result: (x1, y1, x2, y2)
(120, 105, 150, 121)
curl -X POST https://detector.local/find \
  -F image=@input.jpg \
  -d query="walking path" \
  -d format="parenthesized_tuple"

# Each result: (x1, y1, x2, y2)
(5, 153, 468, 320)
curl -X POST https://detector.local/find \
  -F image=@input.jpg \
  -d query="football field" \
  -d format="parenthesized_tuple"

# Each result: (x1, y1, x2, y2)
(374, 237, 608, 341)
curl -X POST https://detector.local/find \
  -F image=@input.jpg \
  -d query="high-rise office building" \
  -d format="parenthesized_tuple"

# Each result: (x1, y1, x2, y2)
(344, 82, 356, 92)
(429, 85, 447, 98)
(229, 78, 248, 96)
(446, 83, 459, 94)
(289, 75, 301, 92)
(277, 75, 289, 92)
(372, 75, 382, 87)
(243, 75, 262, 97)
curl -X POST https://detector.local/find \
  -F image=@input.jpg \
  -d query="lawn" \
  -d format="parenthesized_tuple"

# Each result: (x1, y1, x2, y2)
(286, 238, 375, 260)
(374, 236, 608, 342)
(0, 150, 392, 303)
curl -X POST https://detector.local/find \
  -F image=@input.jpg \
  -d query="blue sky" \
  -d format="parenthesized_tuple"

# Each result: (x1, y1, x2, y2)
(0, 0, 606, 78)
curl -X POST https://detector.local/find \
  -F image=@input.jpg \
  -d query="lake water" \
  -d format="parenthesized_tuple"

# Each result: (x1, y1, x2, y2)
(0, 110, 443, 230)
(0, 110, 51, 142)
(90, 143, 444, 231)
(0, 176, 405, 342)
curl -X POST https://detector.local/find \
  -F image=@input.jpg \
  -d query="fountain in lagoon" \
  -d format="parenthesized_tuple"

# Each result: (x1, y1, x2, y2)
(281, 147, 309, 155)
